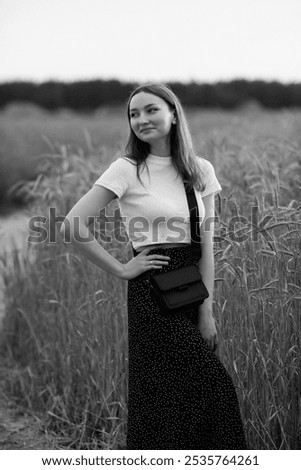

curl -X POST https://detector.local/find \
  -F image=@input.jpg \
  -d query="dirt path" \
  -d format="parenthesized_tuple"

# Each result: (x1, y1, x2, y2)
(0, 209, 55, 449)
(0, 390, 55, 449)
(0, 209, 35, 327)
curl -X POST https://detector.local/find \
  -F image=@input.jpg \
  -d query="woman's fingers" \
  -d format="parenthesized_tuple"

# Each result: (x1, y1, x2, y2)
(136, 247, 171, 273)
(139, 248, 171, 260)
(138, 249, 170, 268)
(147, 254, 171, 261)
(204, 333, 218, 352)
(211, 335, 218, 352)
(144, 258, 168, 270)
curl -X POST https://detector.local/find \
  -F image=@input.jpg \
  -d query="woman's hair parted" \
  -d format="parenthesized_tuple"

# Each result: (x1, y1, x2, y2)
(123, 82, 206, 192)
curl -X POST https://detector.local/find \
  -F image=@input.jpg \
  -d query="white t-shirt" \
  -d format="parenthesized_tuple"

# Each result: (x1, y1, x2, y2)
(93, 153, 222, 250)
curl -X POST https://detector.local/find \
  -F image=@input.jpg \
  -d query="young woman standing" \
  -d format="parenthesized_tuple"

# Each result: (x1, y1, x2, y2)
(62, 83, 246, 449)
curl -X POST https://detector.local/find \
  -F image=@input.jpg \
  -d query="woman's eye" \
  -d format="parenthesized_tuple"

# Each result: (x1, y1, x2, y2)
(149, 108, 157, 113)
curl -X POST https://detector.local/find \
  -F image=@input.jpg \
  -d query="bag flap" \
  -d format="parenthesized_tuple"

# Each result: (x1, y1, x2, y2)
(151, 265, 202, 292)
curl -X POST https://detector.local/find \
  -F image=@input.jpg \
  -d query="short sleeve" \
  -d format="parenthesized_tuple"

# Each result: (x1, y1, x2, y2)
(198, 158, 222, 198)
(93, 158, 132, 198)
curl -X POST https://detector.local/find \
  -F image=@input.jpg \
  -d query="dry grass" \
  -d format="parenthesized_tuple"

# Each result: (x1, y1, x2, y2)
(0, 104, 301, 449)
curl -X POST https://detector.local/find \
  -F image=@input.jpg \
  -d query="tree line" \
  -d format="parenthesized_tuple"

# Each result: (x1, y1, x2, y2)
(0, 79, 301, 110)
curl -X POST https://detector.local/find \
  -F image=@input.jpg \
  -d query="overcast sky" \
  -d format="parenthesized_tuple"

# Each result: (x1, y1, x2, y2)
(1, 0, 300, 83)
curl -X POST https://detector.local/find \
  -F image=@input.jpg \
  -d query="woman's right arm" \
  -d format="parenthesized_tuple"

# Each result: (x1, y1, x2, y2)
(60, 185, 126, 277)
(60, 185, 170, 279)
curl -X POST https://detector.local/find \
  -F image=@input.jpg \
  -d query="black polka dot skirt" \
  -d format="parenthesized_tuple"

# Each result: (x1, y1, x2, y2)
(127, 245, 246, 450)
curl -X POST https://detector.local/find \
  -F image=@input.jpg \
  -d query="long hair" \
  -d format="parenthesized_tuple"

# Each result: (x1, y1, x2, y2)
(123, 82, 205, 192)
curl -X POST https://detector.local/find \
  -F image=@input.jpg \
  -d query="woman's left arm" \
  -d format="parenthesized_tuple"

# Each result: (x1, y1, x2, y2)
(197, 192, 218, 352)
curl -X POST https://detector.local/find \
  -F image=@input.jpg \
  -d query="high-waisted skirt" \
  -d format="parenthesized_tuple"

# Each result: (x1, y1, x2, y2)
(127, 245, 246, 450)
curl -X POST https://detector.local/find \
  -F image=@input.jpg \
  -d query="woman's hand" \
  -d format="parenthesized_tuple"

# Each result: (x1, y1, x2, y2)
(120, 247, 170, 280)
(198, 307, 218, 352)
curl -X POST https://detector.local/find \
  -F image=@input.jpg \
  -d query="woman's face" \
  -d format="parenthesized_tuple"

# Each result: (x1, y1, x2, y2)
(129, 92, 175, 145)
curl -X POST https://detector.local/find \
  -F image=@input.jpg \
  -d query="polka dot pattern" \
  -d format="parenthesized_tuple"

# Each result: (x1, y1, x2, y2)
(126, 246, 246, 450)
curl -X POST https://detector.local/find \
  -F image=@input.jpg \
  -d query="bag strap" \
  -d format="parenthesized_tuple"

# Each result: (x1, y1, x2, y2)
(184, 182, 202, 262)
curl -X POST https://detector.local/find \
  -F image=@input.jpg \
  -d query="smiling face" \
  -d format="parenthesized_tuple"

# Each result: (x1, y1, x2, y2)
(129, 92, 175, 151)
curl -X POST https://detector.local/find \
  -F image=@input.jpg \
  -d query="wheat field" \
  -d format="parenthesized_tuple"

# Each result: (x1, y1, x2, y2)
(0, 104, 300, 449)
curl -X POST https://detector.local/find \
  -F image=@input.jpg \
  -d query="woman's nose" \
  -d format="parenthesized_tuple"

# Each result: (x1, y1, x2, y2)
(138, 113, 150, 124)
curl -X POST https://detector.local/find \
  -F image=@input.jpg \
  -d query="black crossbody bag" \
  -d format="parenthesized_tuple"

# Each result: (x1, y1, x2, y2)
(150, 182, 209, 312)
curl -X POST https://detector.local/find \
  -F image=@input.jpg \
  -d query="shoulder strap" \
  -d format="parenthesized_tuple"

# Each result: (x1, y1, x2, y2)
(184, 182, 202, 262)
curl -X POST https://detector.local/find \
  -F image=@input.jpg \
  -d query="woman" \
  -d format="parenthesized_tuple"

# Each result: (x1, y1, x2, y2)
(62, 83, 246, 450)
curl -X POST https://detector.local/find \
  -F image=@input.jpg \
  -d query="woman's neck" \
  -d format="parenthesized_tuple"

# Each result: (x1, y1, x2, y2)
(149, 141, 171, 157)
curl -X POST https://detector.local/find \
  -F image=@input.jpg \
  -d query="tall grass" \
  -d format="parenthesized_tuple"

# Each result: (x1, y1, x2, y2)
(1, 107, 301, 449)
(2, 244, 129, 449)
(214, 201, 301, 449)
(0, 103, 127, 209)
